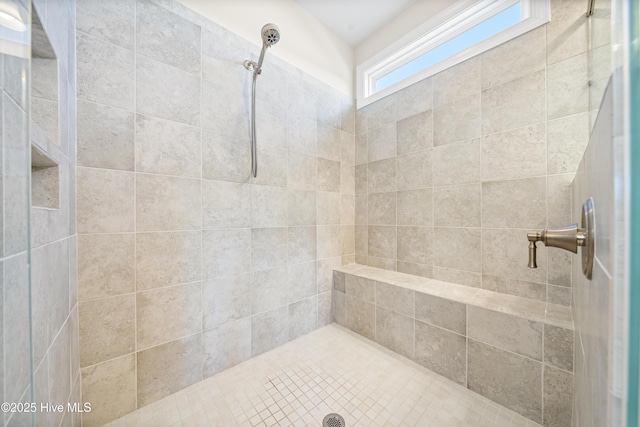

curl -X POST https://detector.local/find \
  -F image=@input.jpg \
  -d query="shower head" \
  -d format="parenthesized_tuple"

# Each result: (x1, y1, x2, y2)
(261, 23, 280, 47)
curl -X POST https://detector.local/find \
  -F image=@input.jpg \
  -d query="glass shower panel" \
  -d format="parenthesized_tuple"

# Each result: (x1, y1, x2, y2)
(0, 1, 34, 426)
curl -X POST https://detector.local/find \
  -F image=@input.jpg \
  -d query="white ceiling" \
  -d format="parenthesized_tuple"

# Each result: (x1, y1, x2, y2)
(293, 0, 417, 46)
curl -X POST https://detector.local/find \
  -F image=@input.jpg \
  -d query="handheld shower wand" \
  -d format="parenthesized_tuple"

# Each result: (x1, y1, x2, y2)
(244, 23, 280, 178)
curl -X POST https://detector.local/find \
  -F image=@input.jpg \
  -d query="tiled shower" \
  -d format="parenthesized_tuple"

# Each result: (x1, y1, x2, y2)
(0, 0, 629, 426)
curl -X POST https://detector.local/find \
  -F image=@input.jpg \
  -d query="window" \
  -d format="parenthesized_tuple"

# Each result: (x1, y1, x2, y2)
(356, 0, 550, 108)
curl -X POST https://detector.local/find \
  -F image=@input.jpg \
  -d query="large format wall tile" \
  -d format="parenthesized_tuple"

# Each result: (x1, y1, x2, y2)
(137, 55, 201, 126)
(434, 94, 480, 146)
(77, 31, 134, 110)
(414, 293, 465, 335)
(415, 320, 466, 385)
(251, 307, 289, 357)
(203, 228, 251, 278)
(79, 294, 135, 367)
(481, 177, 546, 229)
(203, 318, 251, 378)
(78, 233, 135, 300)
(203, 274, 251, 329)
(136, 231, 201, 290)
(346, 296, 375, 340)
(136, 0, 201, 74)
(202, 180, 251, 229)
(467, 306, 542, 360)
(481, 70, 546, 136)
(375, 307, 414, 359)
(433, 56, 480, 107)
(77, 167, 134, 233)
(136, 282, 202, 350)
(137, 334, 203, 407)
(80, 354, 136, 427)
(136, 174, 201, 231)
(77, 0, 135, 50)
(467, 340, 542, 422)
(77, 100, 134, 170)
(135, 114, 201, 178)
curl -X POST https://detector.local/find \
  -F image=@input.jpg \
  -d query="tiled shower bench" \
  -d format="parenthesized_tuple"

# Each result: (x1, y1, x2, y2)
(332, 264, 574, 427)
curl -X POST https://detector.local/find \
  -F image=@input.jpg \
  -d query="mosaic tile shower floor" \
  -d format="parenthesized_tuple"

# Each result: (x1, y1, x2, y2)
(105, 324, 542, 427)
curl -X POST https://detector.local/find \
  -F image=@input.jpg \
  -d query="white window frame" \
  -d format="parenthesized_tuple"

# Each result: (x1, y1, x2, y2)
(356, 0, 550, 108)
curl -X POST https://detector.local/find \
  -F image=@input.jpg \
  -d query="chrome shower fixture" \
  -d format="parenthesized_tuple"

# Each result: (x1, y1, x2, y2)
(244, 23, 280, 178)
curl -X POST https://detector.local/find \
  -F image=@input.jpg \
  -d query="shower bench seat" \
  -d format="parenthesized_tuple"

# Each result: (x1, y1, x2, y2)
(332, 264, 574, 426)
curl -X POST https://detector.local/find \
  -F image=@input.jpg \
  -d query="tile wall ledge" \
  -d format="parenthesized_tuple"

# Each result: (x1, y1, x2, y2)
(334, 263, 573, 330)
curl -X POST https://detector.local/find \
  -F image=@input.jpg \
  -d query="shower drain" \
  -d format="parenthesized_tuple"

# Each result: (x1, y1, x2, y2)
(323, 413, 346, 427)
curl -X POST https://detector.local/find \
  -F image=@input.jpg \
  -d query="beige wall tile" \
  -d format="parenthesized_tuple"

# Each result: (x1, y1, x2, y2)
(203, 317, 251, 378)
(79, 294, 135, 367)
(547, 112, 590, 174)
(355, 164, 367, 194)
(433, 227, 481, 272)
(341, 194, 355, 225)
(341, 131, 356, 165)
(289, 297, 318, 340)
(317, 158, 341, 192)
(78, 100, 134, 170)
(482, 275, 546, 301)
(251, 268, 288, 315)
(481, 123, 547, 181)
(317, 225, 341, 259)
(136, 55, 201, 126)
(481, 26, 546, 90)
(317, 191, 341, 225)
(76, 0, 135, 49)
(318, 257, 343, 294)
(482, 228, 548, 283)
(433, 56, 480, 107)
(288, 226, 317, 264)
(201, 130, 250, 183)
(316, 124, 341, 162)
(433, 93, 480, 146)
(251, 307, 289, 356)
(433, 267, 481, 288)
(366, 123, 396, 163)
(137, 282, 202, 350)
(345, 274, 375, 303)
(547, 174, 574, 226)
(203, 274, 251, 328)
(394, 78, 433, 120)
(376, 281, 414, 317)
(287, 113, 317, 156)
(252, 146, 288, 187)
(368, 192, 396, 225)
(332, 290, 346, 326)
(397, 188, 432, 227)
(467, 306, 543, 360)
(251, 228, 288, 271)
(346, 295, 375, 340)
(202, 180, 251, 229)
(341, 225, 355, 256)
(415, 293, 466, 335)
(467, 339, 542, 422)
(397, 149, 431, 190)
(136, 0, 201, 74)
(375, 307, 414, 359)
(78, 233, 135, 301)
(368, 226, 396, 260)
(136, 231, 201, 291)
(137, 334, 203, 407)
(397, 226, 432, 266)
(288, 189, 316, 226)
(136, 174, 201, 231)
(251, 185, 288, 228)
(397, 261, 432, 278)
(543, 366, 573, 427)
(481, 70, 545, 136)
(482, 177, 546, 229)
(77, 32, 134, 110)
(288, 151, 317, 191)
(434, 183, 480, 227)
(432, 138, 481, 186)
(288, 261, 317, 303)
(135, 114, 201, 178)
(547, 0, 588, 65)
(318, 292, 333, 327)
(77, 167, 134, 233)
(341, 163, 355, 195)
(367, 158, 396, 193)
(415, 320, 466, 385)
(203, 228, 251, 278)
(544, 324, 574, 371)
(80, 354, 136, 427)
(355, 133, 367, 165)
(548, 54, 589, 120)
(396, 111, 432, 155)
